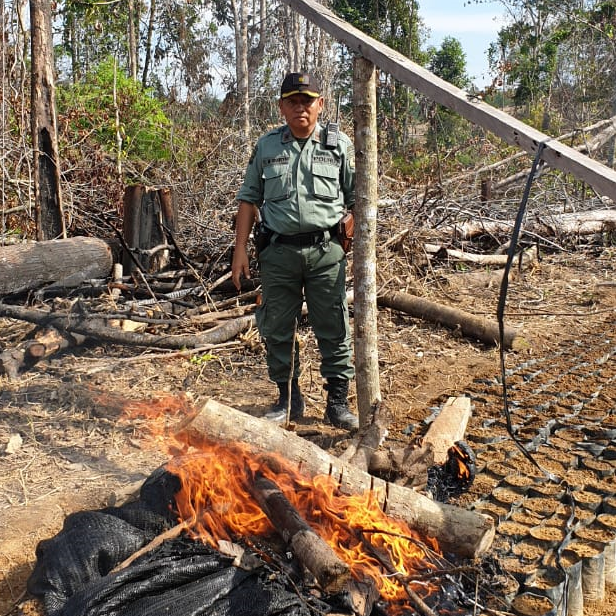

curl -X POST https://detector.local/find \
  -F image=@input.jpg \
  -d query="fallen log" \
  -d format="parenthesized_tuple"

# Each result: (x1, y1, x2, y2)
(440, 208, 616, 241)
(0, 237, 113, 296)
(248, 472, 351, 593)
(174, 399, 495, 559)
(376, 290, 520, 349)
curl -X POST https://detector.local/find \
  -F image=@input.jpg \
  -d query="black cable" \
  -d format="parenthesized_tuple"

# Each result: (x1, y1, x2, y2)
(495, 142, 560, 482)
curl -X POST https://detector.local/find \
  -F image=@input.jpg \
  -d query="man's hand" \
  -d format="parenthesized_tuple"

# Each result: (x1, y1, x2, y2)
(231, 201, 258, 291)
(231, 245, 251, 291)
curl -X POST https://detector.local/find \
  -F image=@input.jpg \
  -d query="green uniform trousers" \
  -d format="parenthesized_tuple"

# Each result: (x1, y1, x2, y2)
(256, 238, 354, 383)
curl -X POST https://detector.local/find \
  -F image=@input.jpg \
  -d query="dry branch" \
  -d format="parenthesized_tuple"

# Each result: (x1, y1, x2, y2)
(424, 244, 538, 268)
(175, 399, 495, 559)
(0, 302, 256, 350)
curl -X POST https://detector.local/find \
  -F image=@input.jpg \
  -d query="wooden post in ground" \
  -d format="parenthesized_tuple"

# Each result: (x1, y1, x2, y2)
(352, 56, 381, 429)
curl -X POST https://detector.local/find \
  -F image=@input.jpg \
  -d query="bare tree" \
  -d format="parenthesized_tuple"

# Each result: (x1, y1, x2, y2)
(29, 0, 65, 240)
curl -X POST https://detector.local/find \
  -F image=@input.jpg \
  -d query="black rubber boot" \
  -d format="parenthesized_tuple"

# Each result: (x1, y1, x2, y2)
(265, 380, 305, 423)
(325, 378, 359, 431)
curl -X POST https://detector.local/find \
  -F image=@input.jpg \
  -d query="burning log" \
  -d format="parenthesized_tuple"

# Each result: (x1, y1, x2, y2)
(175, 399, 495, 559)
(368, 397, 473, 492)
(248, 472, 351, 593)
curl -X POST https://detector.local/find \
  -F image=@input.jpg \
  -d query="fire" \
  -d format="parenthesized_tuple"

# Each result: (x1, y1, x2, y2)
(167, 440, 440, 604)
(111, 392, 445, 608)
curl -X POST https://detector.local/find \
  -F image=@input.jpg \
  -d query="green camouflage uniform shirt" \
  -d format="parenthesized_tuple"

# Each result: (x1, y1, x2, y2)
(236, 124, 355, 233)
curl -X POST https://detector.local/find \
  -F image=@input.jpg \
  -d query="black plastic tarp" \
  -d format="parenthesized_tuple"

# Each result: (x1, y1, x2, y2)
(27, 467, 333, 616)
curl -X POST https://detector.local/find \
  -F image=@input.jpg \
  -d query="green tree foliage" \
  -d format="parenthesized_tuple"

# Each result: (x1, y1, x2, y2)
(57, 0, 131, 82)
(56, 57, 171, 162)
(426, 37, 473, 152)
(486, 0, 616, 125)
(428, 36, 471, 89)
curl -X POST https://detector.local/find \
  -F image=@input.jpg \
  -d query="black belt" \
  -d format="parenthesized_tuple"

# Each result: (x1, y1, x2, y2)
(276, 229, 333, 246)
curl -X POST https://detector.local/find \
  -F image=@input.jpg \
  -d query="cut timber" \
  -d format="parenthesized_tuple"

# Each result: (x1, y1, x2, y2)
(175, 399, 495, 559)
(377, 290, 520, 349)
(283, 0, 616, 203)
(440, 209, 616, 241)
(424, 245, 538, 269)
(0, 326, 87, 380)
(368, 397, 471, 487)
(248, 473, 350, 593)
(0, 237, 113, 296)
(421, 396, 472, 466)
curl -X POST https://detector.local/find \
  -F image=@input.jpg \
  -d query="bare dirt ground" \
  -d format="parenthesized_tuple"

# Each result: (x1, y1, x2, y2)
(1, 245, 615, 616)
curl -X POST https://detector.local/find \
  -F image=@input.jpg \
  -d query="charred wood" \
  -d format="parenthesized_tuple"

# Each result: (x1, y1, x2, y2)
(248, 472, 351, 593)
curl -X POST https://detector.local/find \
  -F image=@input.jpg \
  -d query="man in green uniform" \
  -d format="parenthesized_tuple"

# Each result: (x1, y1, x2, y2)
(231, 72, 359, 431)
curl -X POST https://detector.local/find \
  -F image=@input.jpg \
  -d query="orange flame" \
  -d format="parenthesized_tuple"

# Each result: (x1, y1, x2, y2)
(167, 440, 440, 604)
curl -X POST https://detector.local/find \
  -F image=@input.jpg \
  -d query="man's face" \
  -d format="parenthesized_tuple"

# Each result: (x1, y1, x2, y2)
(279, 94, 324, 138)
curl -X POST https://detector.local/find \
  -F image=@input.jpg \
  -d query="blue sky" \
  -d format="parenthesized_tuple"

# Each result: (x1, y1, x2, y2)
(420, 1, 506, 88)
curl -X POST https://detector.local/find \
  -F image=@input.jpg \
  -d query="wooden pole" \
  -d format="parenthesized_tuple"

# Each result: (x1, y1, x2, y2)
(352, 56, 381, 429)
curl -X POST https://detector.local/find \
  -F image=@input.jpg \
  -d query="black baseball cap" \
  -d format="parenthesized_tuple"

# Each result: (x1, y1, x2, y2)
(280, 72, 321, 99)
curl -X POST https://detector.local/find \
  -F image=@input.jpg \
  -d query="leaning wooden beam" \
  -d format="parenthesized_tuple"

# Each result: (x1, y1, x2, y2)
(376, 291, 520, 349)
(283, 0, 616, 202)
(248, 472, 351, 593)
(0, 237, 113, 296)
(174, 399, 495, 559)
